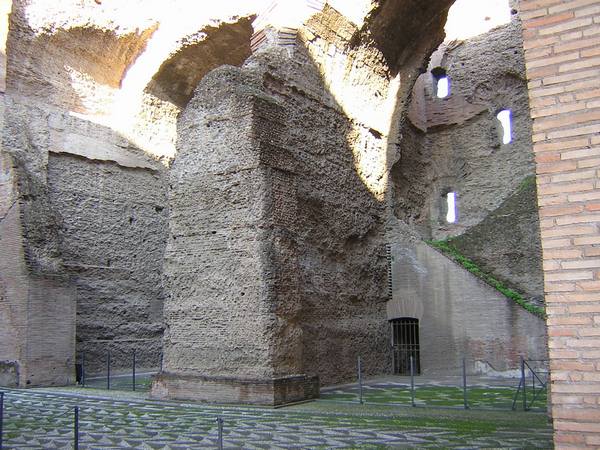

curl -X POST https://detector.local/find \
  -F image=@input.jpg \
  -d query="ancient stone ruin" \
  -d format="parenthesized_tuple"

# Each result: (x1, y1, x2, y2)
(1, 0, 599, 447)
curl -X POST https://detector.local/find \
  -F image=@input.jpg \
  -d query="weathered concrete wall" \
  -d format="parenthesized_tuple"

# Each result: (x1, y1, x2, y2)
(156, 1, 454, 403)
(0, 145, 28, 386)
(398, 21, 536, 240)
(394, 19, 544, 310)
(1, 0, 171, 380)
(153, 65, 323, 405)
(3, 86, 168, 376)
(1, 119, 77, 387)
(47, 150, 167, 374)
(388, 242, 547, 374)
(0, 97, 21, 378)
(1, 48, 79, 386)
(450, 176, 544, 306)
(520, 0, 600, 447)
(161, 67, 275, 380)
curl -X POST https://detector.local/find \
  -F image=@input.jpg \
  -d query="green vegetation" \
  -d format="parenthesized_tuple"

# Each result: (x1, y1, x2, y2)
(426, 239, 546, 318)
(320, 385, 546, 411)
(291, 398, 551, 438)
(516, 174, 537, 193)
(7, 386, 552, 448)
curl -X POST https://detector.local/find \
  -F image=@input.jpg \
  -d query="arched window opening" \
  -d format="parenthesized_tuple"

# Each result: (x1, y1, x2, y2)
(390, 318, 420, 375)
(497, 109, 512, 144)
(446, 191, 457, 223)
(432, 67, 450, 98)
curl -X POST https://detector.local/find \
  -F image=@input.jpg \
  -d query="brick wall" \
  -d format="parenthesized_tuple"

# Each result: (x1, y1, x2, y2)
(0, 148, 76, 387)
(0, 147, 27, 384)
(520, 0, 600, 447)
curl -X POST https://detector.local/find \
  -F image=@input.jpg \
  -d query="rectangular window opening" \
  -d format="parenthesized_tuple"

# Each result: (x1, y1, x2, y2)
(446, 191, 457, 223)
(497, 109, 512, 144)
(437, 76, 450, 98)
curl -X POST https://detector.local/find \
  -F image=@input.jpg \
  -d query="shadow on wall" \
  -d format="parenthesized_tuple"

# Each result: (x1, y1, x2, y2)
(391, 20, 536, 241)
(4, 3, 159, 277)
(160, 0, 456, 393)
(146, 17, 255, 108)
(2, 1, 259, 382)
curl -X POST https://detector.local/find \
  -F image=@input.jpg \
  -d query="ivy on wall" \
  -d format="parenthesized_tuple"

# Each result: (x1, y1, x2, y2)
(427, 239, 546, 318)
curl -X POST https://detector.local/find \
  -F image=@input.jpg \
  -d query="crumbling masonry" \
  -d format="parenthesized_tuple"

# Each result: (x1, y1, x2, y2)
(0, 0, 599, 447)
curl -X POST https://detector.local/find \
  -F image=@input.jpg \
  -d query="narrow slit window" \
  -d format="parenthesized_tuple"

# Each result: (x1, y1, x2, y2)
(497, 109, 512, 144)
(432, 67, 450, 98)
(446, 192, 457, 223)
(437, 76, 450, 98)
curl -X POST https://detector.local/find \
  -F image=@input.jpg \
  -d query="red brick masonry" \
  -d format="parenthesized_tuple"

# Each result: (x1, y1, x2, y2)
(521, 0, 600, 447)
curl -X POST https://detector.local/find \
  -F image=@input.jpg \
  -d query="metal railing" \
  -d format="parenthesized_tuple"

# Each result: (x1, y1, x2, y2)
(512, 357, 548, 411)
(77, 347, 161, 392)
(346, 354, 548, 412)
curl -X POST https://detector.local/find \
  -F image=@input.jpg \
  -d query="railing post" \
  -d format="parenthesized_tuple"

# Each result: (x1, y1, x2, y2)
(521, 356, 527, 411)
(107, 350, 111, 390)
(81, 352, 86, 387)
(462, 357, 469, 410)
(132, 349, 136, 392)
(74, 406, 79, 450)
(0, 391, 4, 450)
(216, 416, 223, 450)
(357, 356, 364, 404)
(410, 355, 416, 407)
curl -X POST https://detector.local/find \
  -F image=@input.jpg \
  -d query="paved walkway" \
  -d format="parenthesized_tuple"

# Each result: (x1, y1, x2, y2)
(320, 375, 548, 412)
(1, 386, 552, 449)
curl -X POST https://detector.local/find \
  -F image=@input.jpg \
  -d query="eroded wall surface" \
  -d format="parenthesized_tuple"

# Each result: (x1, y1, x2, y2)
(396, 19, 544, 308)
(155, 1, 455, 403)
(2, 0, 260, 380)
(47, 151, 167, 373)
(400, 21, 536, 239)
(0, 122, 77, 387)
(2, 0, 169, 380)
(0, 134, 27, 386)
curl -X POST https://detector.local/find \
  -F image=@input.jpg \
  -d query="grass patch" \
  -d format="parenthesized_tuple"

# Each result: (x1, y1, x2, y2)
(426, 239, 545, 318)
(320, 385, 546, 411)
(517, 174, 537, 193)
(3, 388, 552, 448)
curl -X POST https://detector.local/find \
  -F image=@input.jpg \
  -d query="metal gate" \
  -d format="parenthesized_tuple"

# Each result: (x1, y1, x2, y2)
(391, 318, 420, 375)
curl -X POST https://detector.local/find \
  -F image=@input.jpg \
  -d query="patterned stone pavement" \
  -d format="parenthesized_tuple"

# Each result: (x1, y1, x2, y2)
(319, 376, 548, 412)
(0, 386, 552, 449)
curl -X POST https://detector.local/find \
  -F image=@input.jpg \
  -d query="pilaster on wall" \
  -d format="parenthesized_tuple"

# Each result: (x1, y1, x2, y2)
(0, 149, 76, 387)
(520, 0, 600, 447)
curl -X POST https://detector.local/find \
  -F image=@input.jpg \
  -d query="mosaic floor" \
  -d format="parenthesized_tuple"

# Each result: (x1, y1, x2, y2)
(1, 382, 553, 449)
(319, 377, 548, 412)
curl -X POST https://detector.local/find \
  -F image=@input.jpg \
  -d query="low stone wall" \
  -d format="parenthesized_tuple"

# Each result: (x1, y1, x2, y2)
(151, 373, 319, 406)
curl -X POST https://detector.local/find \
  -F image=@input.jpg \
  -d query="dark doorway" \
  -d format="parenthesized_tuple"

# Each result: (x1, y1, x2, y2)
(391, 318, 420, 375)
